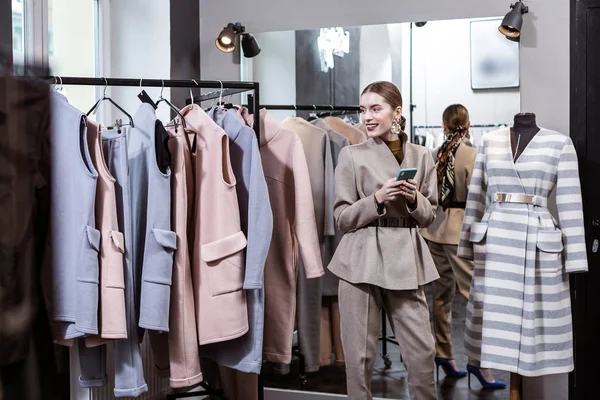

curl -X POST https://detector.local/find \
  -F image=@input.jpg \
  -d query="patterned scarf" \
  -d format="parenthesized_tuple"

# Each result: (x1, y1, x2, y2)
(436, 127, 469, 210)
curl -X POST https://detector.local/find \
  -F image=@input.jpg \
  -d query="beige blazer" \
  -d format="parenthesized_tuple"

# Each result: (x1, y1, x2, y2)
(323, 117, 367, 145)
(182, 105, 249, 345)
(327, 134, 440, 290)
(85, 121, 127, 346)
(421, 140, 476, 245)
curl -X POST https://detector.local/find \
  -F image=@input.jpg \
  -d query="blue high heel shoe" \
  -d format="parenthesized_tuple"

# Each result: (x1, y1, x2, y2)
(466, 364, 506, 389)
(434, 357, 467, 382)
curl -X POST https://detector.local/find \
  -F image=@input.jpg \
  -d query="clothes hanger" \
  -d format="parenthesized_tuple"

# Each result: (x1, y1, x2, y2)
(87, 78, 135, 128)
(156, 80, 186, 132)
(137, 79, 157, 109)
(307, 105, 318, 121)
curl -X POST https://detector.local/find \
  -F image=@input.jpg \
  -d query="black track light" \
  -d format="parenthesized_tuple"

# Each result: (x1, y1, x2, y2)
(499, 2, 529, 41)
(216, 22, 261, 58)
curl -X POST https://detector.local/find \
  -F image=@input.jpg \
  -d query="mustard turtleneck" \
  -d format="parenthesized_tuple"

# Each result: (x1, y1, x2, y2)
(384, 138, 404, 165)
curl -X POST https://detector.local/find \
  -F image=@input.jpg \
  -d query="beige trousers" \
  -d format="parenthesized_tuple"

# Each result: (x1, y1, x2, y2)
(426, 241, 473, 360)
(320, 296, 345, 366)
(338, 280, 436, 400)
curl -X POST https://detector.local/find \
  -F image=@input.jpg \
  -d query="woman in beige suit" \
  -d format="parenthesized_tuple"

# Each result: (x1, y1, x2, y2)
(328, 81, 438, 400)
(421, 104, 505, 389)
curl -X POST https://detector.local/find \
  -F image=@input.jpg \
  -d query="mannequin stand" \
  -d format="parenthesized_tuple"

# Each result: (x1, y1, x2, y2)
(510, 372, 522, 400)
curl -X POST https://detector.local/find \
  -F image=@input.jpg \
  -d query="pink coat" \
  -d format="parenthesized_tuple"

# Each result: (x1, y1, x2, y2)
(85, 121, 127, 346)
(182, 105, 249, 345)
(254, 109, 324, 363)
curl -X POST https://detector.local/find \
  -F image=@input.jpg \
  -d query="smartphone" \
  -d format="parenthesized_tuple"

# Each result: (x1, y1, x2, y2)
(396, 167, 418, 181)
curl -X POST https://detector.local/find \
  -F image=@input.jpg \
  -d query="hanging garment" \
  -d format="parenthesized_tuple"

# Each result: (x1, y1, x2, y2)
(281, 117, 333, 373)
(311, 118, 349, 293)
(202, 107, 273, 374)
(85, 121, 127, 344)
(49, 91, 100, 341)
(255, 109, 324, 364)
(77, 121, 127, 390)
(128, 104, 176, 334)
(180, 104, 249, 345)
(102, 127, 148, 396)
(159, 122, 203, 388)
(312, 118, 349, 368)
(458, 128, 588, 376)
(324, 117, 367, 145)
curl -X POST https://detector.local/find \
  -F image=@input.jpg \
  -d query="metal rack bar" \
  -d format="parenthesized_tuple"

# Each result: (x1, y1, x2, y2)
(46, 76, 258, 90)
(252, 104, 360, 111)
(414, 123, 509, 129)
(188, 88, 251, 104)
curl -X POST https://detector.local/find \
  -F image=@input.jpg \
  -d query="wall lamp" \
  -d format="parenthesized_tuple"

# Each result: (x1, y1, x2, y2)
(216, 22, 261, 58)
(499, 2, 529, 41)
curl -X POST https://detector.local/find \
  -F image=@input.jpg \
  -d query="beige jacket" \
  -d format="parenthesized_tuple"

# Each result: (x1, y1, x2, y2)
(323, 117, 367, 145)
(327, 134, 440, 290)
(85, 121, 127, 346)
(421, 140, 476, 245)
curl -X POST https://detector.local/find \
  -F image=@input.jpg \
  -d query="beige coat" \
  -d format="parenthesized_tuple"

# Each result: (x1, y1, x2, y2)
(182, 105, 249, 345)
(85, 121, 127, 346)
(257, 109, 325, 364)
(323, 117, 367, 145)
(421, 140, 476, 245)
(328, 134, 439, 290)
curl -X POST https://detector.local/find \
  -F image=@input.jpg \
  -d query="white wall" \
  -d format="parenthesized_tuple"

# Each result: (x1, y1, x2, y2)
(410, 18, 520, 127)
(359, 25, 393, 91)
(104, 0, 172, 123)
(520, 0, 570, 135)
(249, 31, 296, 121)
(199, 0, 570, 134)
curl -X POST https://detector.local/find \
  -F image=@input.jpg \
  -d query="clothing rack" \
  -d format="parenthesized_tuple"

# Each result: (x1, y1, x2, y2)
(45, 76, 263, 400)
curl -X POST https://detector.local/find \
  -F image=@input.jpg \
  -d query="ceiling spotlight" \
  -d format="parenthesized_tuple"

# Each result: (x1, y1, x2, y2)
(499, 2, 529, 41)
(215, 22, 261, 58)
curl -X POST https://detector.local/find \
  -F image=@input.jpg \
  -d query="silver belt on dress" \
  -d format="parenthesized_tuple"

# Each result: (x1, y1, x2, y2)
(494, 192, 548, 207)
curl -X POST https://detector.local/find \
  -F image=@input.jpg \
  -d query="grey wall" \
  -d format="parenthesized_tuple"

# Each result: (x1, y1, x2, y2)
(199, 0, 570, 134)
(170, 0, 201, 108)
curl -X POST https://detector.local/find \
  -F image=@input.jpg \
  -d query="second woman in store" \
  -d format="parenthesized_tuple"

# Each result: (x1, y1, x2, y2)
(328, 81, 439, 400)
(421, 104, 505, 389)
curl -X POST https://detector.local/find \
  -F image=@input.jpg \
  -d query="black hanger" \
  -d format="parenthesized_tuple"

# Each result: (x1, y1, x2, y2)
(87, 78, 135, 128)
(137, 79, 157, 109)
(155, 80, 187, 131)
(307, 105, 318, 122)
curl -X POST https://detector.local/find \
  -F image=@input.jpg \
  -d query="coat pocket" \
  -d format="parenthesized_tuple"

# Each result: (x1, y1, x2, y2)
(469, 222, 489, 243)
(536, 229, 564, 274)
(106, 230, 126, 289)
(76, 225, 101, 333)
(201, 231, 247, 297)
(139, 228, 177, 331)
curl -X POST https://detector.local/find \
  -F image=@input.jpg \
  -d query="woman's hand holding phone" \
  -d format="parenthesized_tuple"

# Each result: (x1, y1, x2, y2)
(375, 178, 418, 205)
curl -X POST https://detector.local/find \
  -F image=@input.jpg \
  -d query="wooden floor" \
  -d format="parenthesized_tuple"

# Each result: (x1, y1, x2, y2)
(263, 285, 511, 400)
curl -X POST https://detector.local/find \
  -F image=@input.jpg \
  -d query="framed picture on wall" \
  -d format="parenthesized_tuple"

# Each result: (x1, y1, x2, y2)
(470, 18, 520, 90)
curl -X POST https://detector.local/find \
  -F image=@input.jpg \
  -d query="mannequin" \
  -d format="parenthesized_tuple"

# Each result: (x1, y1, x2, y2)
(511, 113, 540, 160)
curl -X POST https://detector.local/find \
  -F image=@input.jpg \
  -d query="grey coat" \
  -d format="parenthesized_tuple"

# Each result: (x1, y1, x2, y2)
(328, 134, 440, 290)
(50, 91, 100, 340)
(458, 128, 588, 376)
